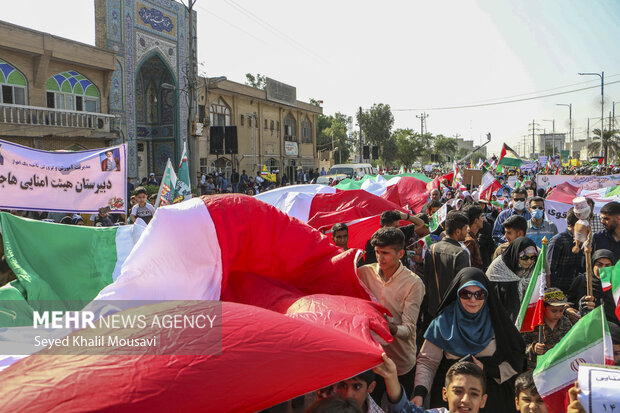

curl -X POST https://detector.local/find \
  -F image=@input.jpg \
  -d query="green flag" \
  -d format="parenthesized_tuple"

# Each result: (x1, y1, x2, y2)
(429, 203, 448, 232)
(155, 158, 178, 208)
(173, 143, 192, 203)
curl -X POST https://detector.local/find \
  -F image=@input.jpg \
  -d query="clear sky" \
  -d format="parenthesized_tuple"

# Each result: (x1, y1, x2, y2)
(3, 0, 620, 156)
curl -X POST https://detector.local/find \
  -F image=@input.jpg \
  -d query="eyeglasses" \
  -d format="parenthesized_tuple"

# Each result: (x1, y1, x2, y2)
(458, 290, 487, 300)
(530, 206, 543, 210)
(521, 255, 538, 261)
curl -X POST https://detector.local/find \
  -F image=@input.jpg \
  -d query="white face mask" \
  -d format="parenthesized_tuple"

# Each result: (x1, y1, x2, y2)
(514, 201, 525, 211)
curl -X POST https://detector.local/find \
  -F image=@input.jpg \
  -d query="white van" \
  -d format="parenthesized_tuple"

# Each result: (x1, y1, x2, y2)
(327, 163, 374, 179)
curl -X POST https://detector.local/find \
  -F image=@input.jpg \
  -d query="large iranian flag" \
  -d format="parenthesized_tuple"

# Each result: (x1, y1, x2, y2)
(533, 307, 614, 412)
(515, 243, 546, 332)
(600, 260, 620, 322)
(498, 143, 523, 167)
(0, 213, 144, 324)
(478, 172, 502, 201)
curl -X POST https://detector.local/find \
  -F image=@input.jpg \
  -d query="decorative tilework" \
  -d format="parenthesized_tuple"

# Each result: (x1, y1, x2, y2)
(0, 58, 27, 86)
(109, 60, 124, 111)
(46, 71, 100, 97)
(135, 1, 177, 39)
(101, 0, 194, 177)
(135, 31, 177, 78)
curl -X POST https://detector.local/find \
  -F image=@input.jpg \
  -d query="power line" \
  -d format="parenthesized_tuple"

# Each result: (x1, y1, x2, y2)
(394, 80, 620, 111)
(196, 5, 273, 47)
(220, 0, 328, 63)
(463, 73, 620, 104)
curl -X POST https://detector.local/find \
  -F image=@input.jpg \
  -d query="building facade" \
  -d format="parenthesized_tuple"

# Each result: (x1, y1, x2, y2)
(0, 21, 117, 151)
(95, 0, 197, 181)
(197, 78, 321, 183)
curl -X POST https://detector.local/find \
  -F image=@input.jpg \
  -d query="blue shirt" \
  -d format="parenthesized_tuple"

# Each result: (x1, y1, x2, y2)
(492, 208, 532, 244)
(526, 219, 558, 247)
(388, 385, 446, 412)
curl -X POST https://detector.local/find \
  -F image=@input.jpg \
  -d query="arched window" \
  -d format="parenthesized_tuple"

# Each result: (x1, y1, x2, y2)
(0, 58, 27, 105)
(301, 116, 313, 143)
(210, 97, 231, 126)
(284, 113, 296, 142)
(266, 157, 279, 173)
(46, 71, 100, 112)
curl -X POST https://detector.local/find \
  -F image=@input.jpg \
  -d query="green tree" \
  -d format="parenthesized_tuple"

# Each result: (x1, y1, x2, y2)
(587, 128, 620, 164)
(433, 135, 458, 163)
(316, 113, 354, 165)
(356, 104, 394, 145)
(244, 73, 266, 89)
(393, 128, 423, 166)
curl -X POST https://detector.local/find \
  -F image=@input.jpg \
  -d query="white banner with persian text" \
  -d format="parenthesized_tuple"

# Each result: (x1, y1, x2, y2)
(537, 174, 620, 191)
(0, 140, 126, 213)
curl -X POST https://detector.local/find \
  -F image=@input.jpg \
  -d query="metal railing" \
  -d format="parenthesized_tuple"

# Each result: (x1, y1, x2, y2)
(0, 103, 116, 132)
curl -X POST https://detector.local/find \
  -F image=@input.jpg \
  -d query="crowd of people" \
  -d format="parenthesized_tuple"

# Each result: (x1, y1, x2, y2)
(304, 166, 620, 413)
(2, 162, 620, 413)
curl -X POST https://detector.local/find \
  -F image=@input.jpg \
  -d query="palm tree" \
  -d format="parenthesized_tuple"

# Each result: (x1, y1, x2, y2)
(587, 128, 620, 164)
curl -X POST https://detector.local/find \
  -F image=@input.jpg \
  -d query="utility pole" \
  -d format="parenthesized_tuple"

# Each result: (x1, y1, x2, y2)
(358, 107, 363, 163)
(416, 112, 429, 135)
(529, 120, 540, 157)
(181, 0, 197, 186)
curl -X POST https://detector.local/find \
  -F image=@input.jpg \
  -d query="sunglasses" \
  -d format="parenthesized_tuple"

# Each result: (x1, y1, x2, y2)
(521, 255, 538, 261)
(514, 198, 526, 202)
(458, 290, 487, 300)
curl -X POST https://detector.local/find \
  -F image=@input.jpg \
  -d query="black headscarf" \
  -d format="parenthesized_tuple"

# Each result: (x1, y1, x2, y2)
(593, 249, 617, 266)
(437, 267, 525, 376)
(502, 237, 537, 273)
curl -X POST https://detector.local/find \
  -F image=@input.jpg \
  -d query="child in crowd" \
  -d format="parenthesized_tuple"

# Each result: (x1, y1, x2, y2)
(130, 187, 155, 224)
(514, 371, 548, 413)
(521, 288, 573, 369)
(373, 353, 487, 413)
(93, 206, 114, 227)
(335, 370, 383, 413)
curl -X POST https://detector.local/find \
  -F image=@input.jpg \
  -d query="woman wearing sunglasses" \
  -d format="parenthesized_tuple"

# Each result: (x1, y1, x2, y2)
(485, 237, 538, 322)
(413, 268, 525, 412)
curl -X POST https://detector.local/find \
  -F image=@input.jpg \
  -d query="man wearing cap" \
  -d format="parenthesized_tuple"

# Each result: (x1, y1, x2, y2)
(521, 288, 573, 369)
(567, 248, 620, 327)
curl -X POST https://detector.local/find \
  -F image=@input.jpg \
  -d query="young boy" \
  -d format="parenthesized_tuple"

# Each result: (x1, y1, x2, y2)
(358, 228, 425, 403)
(373, 353, 487, 413)
(130, 187, 155, 224)
(336, 370, 383, 413)
(94, 206, 114, 227)
(521, 288, 573, 369)
(514, 371, 548, 413)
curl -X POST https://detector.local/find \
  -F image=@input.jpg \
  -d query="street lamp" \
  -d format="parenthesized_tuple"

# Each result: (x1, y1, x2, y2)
(578, 72, 604, 158)
(543, 119, 555, 156)
(556, 103, 572, 157)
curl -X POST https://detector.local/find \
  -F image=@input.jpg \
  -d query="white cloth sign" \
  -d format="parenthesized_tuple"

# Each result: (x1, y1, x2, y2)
(578, 364, 620, 413)
(537, 174, 620, 191)
(0, 139, 127, 213)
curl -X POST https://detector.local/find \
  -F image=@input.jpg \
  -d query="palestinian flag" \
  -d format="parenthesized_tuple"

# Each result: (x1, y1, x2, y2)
(515, 243, 546, 332)
(498, 143, 523, 167)
(480, 161, 490, 174)
(600, 260, 620, 322)
(533, 307, 614, 412)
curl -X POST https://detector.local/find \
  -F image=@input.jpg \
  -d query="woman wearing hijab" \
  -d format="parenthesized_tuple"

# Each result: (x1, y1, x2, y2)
(412, 268, 525, 412)
(567, 249, 619, 327)
(485, 237, 538, 321)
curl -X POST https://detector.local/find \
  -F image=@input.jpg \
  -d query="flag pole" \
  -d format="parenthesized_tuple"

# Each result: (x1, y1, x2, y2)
(539, 236, 549, 344)
(585, 219, 593, 297)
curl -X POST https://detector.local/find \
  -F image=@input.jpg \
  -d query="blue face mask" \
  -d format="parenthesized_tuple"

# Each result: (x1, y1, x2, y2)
(532, 209, 543, 220)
